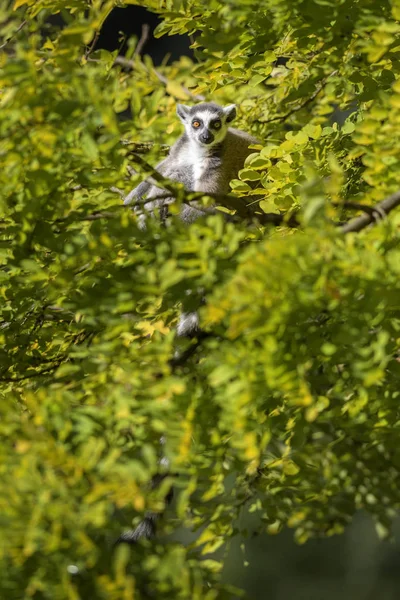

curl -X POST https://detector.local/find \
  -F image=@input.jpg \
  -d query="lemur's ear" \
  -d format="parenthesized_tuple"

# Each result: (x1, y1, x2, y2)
(176, 104, 191, 123)
(223, 104, 236, 123)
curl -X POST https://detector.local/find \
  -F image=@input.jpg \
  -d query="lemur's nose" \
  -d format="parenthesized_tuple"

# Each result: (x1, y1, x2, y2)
(200, 131, 213, 144)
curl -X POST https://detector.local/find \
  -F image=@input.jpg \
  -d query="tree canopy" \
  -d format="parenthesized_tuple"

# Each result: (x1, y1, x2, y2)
(1, 0, 400, 598)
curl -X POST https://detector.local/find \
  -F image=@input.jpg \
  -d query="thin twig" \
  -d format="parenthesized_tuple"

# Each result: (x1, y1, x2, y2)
(59, 211, 117, 222)
(127, 153, 183, 196)
(52, 208, 124, 224)
(134, 24, 150, 56)
(122, 140, 170, 155)
(0, 19, 27, 50)
(83, 4, 114, 60)
(154, 70, 205, 101)
(109, 186, 125, 197)
(85, 29, 100, 59)
(264, 70, 338, 124)
(114, 55, 137, 69)
(114, 55, 206, 101)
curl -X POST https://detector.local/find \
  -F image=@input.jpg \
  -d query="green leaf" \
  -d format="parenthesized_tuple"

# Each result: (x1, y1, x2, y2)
(238, 168, 261, 181)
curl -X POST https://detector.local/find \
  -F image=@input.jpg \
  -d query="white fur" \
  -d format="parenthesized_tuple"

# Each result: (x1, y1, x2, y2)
(185, 141, 209, 190)
(197, 109, 218, 124)
(183, 109, 228, 189)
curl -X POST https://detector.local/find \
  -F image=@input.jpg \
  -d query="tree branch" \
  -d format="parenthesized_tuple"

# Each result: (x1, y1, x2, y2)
(127, 152, 186, 197)
(114, 56, 205, 101)
(333, 201, 378, 217)
(53, 209, 123, 224)
(340, 190, 400, 234)
(38, 186, 400, 234)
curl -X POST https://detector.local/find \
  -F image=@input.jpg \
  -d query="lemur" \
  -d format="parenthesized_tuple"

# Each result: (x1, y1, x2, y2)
(118, 102, 258, 544)
(124, 102, 258, 225)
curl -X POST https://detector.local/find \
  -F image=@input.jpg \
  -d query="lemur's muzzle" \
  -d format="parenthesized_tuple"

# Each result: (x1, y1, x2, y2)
(200, 131, 214, 144)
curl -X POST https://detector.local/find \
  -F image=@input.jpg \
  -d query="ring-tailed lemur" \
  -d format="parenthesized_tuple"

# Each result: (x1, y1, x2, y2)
(118, 103, 258, 544)
(124, 102, 259, 225)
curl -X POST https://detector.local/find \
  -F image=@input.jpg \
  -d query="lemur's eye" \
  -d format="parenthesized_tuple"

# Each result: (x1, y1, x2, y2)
(192, 120, 201, 128)
(213, 120, 221, 129)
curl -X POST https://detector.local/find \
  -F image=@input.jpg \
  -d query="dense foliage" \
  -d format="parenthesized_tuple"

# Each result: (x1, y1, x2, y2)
(1, 0, 400, 598)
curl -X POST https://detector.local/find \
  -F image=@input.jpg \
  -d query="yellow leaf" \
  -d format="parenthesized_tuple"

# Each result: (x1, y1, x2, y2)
(202, 538, 225, 554)
(389, 94, 400, 108)
(166, 80, 191, 100)
(259, 200, 280, 215)
(293, 130, 309, 145)
(100, 233, 112, 247)
(287, 510, 306, 527)
(305, 406, 319, 422)
(357, 120, 378, 134)
(304, 124, 322, 139)
(283, 460, 300, 476)
(267, 520, 282, 535)
(15, 440, 31, 454)
(13, 0, 30, 9)
(367, 45, 387, 63)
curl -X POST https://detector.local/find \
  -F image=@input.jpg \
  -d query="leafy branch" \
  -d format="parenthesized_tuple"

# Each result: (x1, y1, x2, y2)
(0, 361, 63, 383)
(264, 70, 338, 124)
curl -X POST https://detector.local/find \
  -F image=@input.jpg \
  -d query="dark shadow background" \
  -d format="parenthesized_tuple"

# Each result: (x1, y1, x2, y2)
(97, 5, 400, 598)
(95, 5, 193, 65)
(223, 512, 400, 600)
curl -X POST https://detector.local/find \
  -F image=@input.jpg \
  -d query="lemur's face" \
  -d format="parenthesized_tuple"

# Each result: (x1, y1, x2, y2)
(177, 102, 236, 148)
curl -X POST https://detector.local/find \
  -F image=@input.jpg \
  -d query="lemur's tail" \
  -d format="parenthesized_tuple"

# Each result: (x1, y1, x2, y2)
(115, 472, 174, 545)
(115, 513, 157, 545)
(114, 312, 199, 546)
